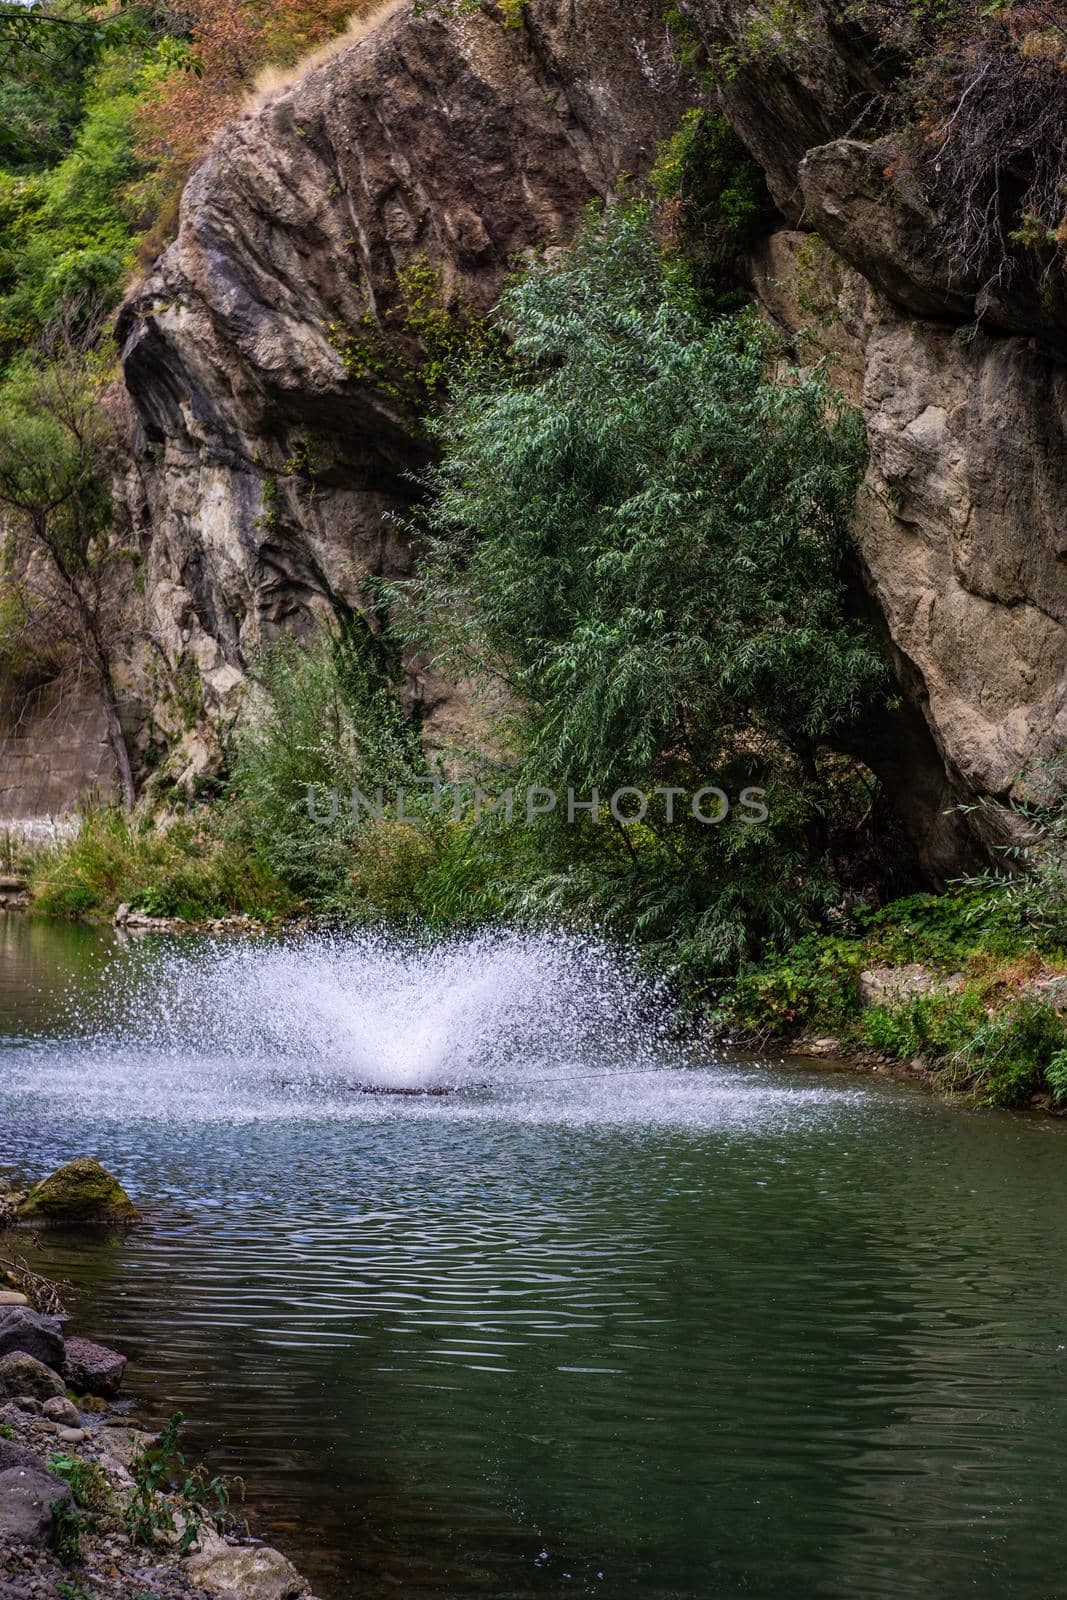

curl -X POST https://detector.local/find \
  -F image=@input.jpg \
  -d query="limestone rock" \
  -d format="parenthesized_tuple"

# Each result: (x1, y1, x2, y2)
(798, 139, 977, 322)
(97, 0, 1064, 870)
(859, 965, 965, 1009)
(0, 1464, 71, 1547)
(97, 1425, 158, 1472)
(0, 1351, 66, 1401)
(747, 230, 1067, 850)
(0, 1309, 65, 1371)
(671, 0, 895, 221)
(186, 1536, 308, 1600)
(116, 0, 689, 762)
(16, 1157, 139, 1225)
(63, 1335, 128, 1397)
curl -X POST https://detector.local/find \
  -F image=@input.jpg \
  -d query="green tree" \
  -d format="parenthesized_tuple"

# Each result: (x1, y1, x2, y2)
(394, 205, 887, 970)
(0, 328, 136, 808)
(403, 205, 882, 791)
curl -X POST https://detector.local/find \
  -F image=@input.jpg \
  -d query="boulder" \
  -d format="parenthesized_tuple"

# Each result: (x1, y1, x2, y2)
(115, 0, 690, 772)
(0, 1464, 71, 1547)
(186, 1537, 307, 1600)
(0, 1307, 64, 1369)
(96, 1425, 157, 1472)
(0, 1437, 46, 1475)
(0, 1351, 65, 1401)
(0, 1292, 29, 1308)
(16, 1157, 139, 1225)
(63, 1335, 127, 1397)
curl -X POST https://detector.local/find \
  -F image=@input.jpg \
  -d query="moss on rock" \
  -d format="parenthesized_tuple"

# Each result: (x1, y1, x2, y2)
(16, 1158, 139, 1225)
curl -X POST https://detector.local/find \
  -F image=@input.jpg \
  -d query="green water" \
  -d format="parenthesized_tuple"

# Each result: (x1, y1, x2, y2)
(1, 913, 1066, 1600)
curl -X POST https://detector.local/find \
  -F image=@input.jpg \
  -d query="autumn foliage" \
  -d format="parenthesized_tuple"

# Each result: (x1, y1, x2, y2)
(133, 0, 359, 193)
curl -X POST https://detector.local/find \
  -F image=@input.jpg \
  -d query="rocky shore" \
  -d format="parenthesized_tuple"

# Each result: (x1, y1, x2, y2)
(0, 1161, 320, 1600)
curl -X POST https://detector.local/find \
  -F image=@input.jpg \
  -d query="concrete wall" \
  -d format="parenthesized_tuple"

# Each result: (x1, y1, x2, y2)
(0, 679, 118, 832)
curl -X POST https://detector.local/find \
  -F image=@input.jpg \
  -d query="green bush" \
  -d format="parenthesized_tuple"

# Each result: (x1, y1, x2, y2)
(650, 107, 774, 312)
(948, 996, 1067, 1107)
(861, 988, 987, 1062)
(718, 935, 864, 1035)
(28, 809, 293, 921)
(860, 986, 1067, 1108)
(1046, 1047, 1067, 1106)
(0, 44, 149, 357)
(960, 755, 1067, 947)
(227, 621, 424, 909)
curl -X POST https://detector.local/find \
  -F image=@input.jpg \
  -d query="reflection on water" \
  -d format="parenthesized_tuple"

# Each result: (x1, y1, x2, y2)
(1, 914, 1066, 1600)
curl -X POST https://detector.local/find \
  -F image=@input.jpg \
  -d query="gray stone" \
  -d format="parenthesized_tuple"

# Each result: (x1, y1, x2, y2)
(0, 1352, 65, 1402)
(63, 1335, 127, 1397)
(858, 965, 966, 1010)
(42, 1395, 81, 1427)
(0, 1437, 46, 1475)
(186, 1535, 307, 1599)
(97, 1426, 157, 1471)
(747, 229, 1067, 867)
(0, 1464, 71, 1547)
(113, 0, 691, 798)
(0, 1308, 64, 1369)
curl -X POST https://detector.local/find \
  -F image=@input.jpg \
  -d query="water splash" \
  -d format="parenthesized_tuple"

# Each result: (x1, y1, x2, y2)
(1, 929, 864, 1130)
(102, 929, 678, 1082)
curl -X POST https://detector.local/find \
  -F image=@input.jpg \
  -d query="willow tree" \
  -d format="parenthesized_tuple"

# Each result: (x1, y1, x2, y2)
(403, 205, 882, 788)
(393, 205, 888, 969)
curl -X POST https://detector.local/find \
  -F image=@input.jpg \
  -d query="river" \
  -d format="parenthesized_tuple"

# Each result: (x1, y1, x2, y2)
(1, 912, 1065, 1600)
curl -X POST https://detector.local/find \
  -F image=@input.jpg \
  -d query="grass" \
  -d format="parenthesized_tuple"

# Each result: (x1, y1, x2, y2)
(711, 885, 1067, 1108)
(27, 809, 294, 922)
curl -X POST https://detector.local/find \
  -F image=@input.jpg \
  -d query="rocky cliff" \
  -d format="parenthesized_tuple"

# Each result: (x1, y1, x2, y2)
(116, 0, 688, 783)
(112, 0, 1065, 868)
(680, 1, 1066, 815)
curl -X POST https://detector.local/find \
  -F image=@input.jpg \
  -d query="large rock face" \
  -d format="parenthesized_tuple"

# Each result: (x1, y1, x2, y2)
(118, 0, 1066, 868)
(118, 0, 688, 774)
(749, 233, 1067, 821)
(678, 0, 1067, 841)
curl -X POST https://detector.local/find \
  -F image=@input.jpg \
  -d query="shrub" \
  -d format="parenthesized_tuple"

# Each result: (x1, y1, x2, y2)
(48, 1453, 113, 1512)
(125, 1412, 230, 1555)
(970, 757, 1067, 945)
(947, 995, 1067, 1107)
(717, 935, 864, 1036)
(650, 108, 774, 312)
(227, 621, 424, 908)
(1047, 1048, 1067, 1106)
(28, 808, 292, 921)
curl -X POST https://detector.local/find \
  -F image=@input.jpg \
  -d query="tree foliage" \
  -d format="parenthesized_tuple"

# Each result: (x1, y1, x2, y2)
(383, 205, 888, 972)
(0, 331, 136, 807)
(401, 205, 882, 794)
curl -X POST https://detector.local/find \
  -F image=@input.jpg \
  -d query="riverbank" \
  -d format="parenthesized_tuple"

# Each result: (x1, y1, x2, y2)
(6, 803, 1067, 1112)
(0, 1165, 320, 1600)
(711, 890, 1067, 1111)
